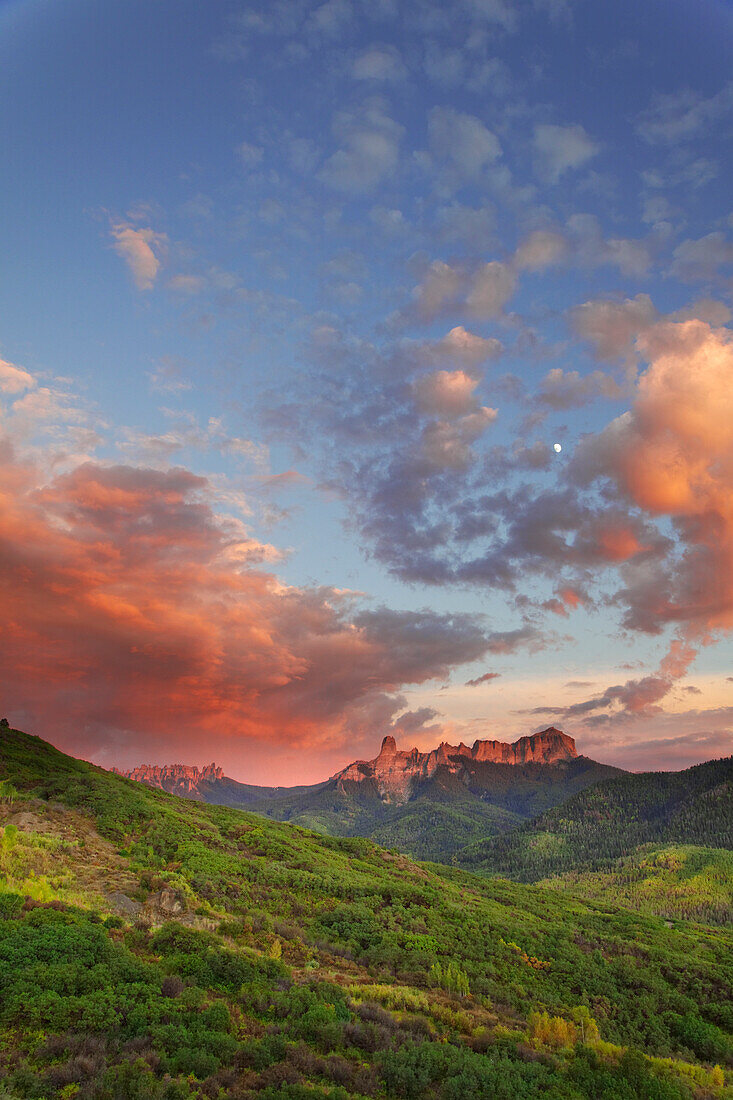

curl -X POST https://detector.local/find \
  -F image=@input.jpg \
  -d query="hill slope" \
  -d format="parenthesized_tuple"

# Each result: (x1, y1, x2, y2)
(539, 844, 733, 927)
(456, 756, 733, 882)
(0, 725, 732, 1098)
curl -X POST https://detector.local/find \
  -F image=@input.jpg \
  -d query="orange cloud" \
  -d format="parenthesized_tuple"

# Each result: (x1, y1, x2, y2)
(110, 222, 165, 290)
(577, 321, 733, 634)
(413, 369, 481, 418)
(0, 442, 491, 781)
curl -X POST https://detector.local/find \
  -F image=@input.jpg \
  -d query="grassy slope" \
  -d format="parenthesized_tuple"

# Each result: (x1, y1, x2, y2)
(0, 726, 732, 1099)
(538, 845, 733, 927)
(455, 757, 733, 881)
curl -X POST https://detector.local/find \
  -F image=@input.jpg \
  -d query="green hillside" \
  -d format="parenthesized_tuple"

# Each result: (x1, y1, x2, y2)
(248, 774, 524, 861)
(455, 757, 733, 882)
(539, 845, 733, 927)
(0, 725, 732, 1099)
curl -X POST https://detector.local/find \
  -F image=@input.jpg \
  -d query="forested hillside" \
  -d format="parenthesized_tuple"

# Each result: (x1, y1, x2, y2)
(456, 757, 733, 881)
(540, 845, 733, 926)
(0, 726, 732, 1099)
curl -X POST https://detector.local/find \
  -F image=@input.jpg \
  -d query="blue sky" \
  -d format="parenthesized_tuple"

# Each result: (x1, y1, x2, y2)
(1, 0, 732, 781)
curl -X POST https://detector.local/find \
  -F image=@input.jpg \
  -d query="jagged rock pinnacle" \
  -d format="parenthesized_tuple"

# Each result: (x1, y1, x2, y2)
(334, 728, 577, 802)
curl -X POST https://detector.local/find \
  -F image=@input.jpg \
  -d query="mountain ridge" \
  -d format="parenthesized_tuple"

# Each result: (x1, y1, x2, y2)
(114, 726, 621, 861)
(455, 754, 733, 881)
(112, 761, 225, 799)
(333, 727, 578, 802)
(116, 727, 580, 803)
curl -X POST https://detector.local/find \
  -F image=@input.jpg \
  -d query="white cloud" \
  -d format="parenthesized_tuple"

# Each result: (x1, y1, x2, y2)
(428, 107, 502, 184)
(513, 228, 567, 271)
(404, 259, 517, 324)
(466, 261, 517, 318)
(669, 298, 731, 326)
(636, 82, 733, 144)
(465, 0, 519, 32)
(570, 293, 658, 360)
(430, 326, 503, 365)
(410, 260, 465, 321)
(419, 406, 498, 470)
(320, 99, 403, 193)
(423, 44, 466, 88)
(641, 195, 676, 226)
(566, 214, 652, 276)
(414, 369, 481, 418)
(309, 0, 353, 36)
(435, 202, 496, 249)
(353, 45, 406, 82)
(534, 0, 572, 22)
(533, 123, 599, 183)
(236, 141, 264, 169)
(119, 414, 268, 468)
(369, 205, 409, 236)
(536, 367, 623, 408)
(604, 237, 652, 278)
(671, 233, 733, 282)
(167, 274, 205, 295)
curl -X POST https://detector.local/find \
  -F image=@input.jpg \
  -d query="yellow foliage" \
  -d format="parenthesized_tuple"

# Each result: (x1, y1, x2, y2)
(499, 937, 551, 970)
(528, 1009, 602, 1049)
(349, 983, 429, 1012)
(648, 1053, 729, 1091)
(428, 1002, 473, 1031)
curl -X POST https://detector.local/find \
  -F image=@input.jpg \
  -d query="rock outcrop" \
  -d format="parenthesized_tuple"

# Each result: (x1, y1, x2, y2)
(114, 762, 224, 799)
(333, 727, 577, 802)
(118, 729, 578, 807)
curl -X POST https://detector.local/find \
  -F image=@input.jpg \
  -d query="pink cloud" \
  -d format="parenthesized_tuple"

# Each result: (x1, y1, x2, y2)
(0, 359, 36, 394)
(574, 320, 733, 635)
(0, 442, 492, 782)
(110, 222, 166, 290)
(413, 369, 481, 418)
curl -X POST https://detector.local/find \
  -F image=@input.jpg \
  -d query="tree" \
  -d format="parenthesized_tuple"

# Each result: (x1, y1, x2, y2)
(0, 781, 18, 808)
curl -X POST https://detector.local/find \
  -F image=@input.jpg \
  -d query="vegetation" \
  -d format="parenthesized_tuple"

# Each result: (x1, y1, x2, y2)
(456, 757, 733, 881)
(539, 845, 733, 927)
(0, 725, 732, 1099)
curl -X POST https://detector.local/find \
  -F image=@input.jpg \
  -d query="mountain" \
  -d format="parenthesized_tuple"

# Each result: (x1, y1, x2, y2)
(333, 728, 579, 801)
(113, 761, 225, 798)
(456, 755, 733, 882)
(118, 727, 622, 862)
(1, 723, 732, 1099)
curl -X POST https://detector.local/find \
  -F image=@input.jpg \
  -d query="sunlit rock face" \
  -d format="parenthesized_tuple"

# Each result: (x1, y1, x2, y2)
(114, 762, 224, 799)
(333, 728, 577, 802)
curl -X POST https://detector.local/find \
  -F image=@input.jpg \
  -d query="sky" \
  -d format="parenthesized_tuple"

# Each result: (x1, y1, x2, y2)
(1, 0, 732, 783)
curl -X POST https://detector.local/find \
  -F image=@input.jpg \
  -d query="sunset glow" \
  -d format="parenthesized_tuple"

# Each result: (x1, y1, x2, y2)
(1, 0, 732, 782)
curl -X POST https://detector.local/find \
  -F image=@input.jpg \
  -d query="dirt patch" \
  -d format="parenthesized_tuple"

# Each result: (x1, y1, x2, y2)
(1, 800, 141, 916)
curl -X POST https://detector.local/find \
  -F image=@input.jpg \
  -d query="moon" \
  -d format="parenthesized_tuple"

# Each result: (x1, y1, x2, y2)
(553, 442, 562, 453)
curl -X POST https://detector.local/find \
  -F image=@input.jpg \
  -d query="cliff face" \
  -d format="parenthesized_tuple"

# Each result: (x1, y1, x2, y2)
(117, 728, 578, 806)
(334, 728, 577, 802)
(115, 762, 224, 799)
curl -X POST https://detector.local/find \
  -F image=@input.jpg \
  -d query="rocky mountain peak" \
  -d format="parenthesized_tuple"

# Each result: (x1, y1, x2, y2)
(334, 727, 578, 803)
(114, 762, 225, 799)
